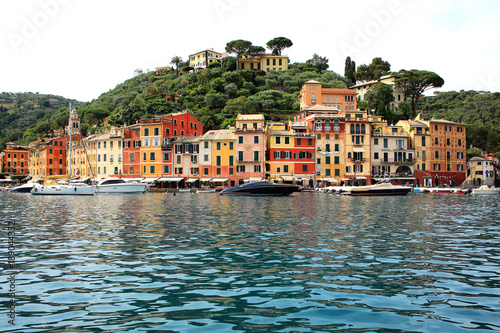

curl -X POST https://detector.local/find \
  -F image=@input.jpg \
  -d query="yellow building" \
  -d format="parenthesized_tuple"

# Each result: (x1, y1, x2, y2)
(199, 129, 235, 187)
(239, 54, 289, 72)
(87, 128, 125, 178)
(371, 121, 415, 185)
(189, 48, 226, 72)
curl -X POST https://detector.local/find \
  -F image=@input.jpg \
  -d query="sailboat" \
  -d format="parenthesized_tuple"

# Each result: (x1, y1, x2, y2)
(31, 104, 96, 196)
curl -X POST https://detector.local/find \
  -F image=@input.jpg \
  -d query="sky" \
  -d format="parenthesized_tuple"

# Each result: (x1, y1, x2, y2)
(1, 0, 499, 102)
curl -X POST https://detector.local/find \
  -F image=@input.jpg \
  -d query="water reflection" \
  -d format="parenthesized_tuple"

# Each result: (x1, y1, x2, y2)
(1, 192, 499, 332)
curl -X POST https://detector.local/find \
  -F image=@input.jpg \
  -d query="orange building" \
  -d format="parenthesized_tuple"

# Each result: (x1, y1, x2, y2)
(298, 80, 357, 112)
(2, 142, 29, 175)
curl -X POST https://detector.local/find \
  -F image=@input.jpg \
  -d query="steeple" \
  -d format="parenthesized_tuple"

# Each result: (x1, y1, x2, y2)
(68, 107, 80, 135)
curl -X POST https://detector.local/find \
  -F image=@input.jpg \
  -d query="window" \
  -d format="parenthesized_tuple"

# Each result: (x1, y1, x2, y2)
(204, 154, 209, 162)
(238, 136, 243, 144)
(275, 137, 281, 144)
(216, 156, 221, 166)
(374, 152, 379, 160)
(308, 139, 313, 146)
(154, 127, 159, 136)
(165, 128, 170, 135)
(142, 138, 150, 147)
(254, 151, 259, 161)
(229, 156, 234, 166)
(285, 137, 290, 145)
(422, 136, 426, 147)
(176, 155, 181, 164)
(143, 152, 147, 161)
(326, 144, 330, 152)
(110, 155, 114, 162)
(325, 156, 331, 164)
(383, 139, 388, 148)
(435, 137, 439, 145)
(254, 165, 261, 172)
(129, 166, 134, 174)
(334, 156, 339, 164)
(164, 153, 169, 161)
(302, 165, 308, 172)
(164, 165, 170, 174)
(150, 152, 155, 160)
(237, 165, 245, 172)
(152, 138, 161, 146)
(103, 154, 107, 162)
(254, 136, 259, 144)
(435, 150, 439, 159)
(216, 167, 221, 175)
(238, 151, 243, 161)
(216, 142, 221, 150)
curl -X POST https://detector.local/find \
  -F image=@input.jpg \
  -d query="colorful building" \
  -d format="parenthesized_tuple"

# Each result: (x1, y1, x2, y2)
(398, 114, 467, 186)
(344, 111, 372, 185)
(371, 121, 415, 185)
(265, 122, 315, 187)
(122, 124, 142, 178)
(200, 129, 236, 187)
(298, 80, 357, 112)
(238, 54, 289, 72)
(189, 48, 226, 72)
(234, 114, 266, 184)
(2, 142, 29, 175)
(464, 157, 496, 187)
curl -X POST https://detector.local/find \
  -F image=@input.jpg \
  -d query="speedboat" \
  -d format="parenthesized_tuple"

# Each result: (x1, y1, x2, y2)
(220, 180, 299, 196)
(95, 178, 148, 194)
(472, 185, 500, 195)
(9, 181, 39, 193)
(344, 182, 412, 196)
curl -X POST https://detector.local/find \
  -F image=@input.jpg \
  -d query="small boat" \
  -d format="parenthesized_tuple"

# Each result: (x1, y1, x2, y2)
(344, 182, 412, 196)
(95, 178, 148, 194)
(220, 180, 299, 196)
(197, 189, 216, 193)
(472, 185, 500, 195)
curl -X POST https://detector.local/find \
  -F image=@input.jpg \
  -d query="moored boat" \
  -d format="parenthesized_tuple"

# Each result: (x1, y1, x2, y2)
(344, 182, 412, 196)
(31, 180, 96, 195)
(220, 180, 299, 196)
(95, 178, 148, 194)
(472, 185, 500, 195)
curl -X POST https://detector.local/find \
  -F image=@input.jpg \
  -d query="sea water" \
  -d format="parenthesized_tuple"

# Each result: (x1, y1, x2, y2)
(1, 191, 499, 332)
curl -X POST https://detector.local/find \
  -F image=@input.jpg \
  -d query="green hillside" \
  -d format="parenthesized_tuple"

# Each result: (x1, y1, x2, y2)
(1, 62, 499, 157)
(0, 92, 82, 150)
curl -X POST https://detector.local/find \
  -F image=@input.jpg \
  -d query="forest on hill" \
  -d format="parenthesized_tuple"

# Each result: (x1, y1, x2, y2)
(1, 55, 499, 157)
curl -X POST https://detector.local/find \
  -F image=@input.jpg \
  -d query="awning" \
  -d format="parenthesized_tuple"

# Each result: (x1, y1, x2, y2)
(211, 178, 229, 183)
(281, 176, 296, 181)
(322, 177, 338, 183)
(141, 178, 159, 183)
(185, 178, 198, 183)
(249, 177, 263, 182)
(169, 177, 185, 182)
(356, 176, 367, 180)
(353, 147, 365, 152)
(200, 178, 213, 182)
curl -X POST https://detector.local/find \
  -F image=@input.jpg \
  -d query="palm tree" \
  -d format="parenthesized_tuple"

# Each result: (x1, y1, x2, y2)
(171, 56, 183, 77)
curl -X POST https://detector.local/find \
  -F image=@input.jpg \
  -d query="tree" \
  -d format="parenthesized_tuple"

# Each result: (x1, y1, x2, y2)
(170, 56, 183, 77)
(225, 39, 253, 69)
(396, 69, 445, 117)
(266, 37, 293, 55)
(306, 53, 329, 72)
(344, 56, 356, 87)
(355, 57, 391, 82)
(365, 83, 395, 114)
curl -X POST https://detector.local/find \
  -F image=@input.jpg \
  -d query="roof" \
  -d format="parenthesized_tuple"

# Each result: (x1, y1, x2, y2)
(305, 105, 340, 112)
(201, 129, 234, 141)
(236, 114, 265, 121)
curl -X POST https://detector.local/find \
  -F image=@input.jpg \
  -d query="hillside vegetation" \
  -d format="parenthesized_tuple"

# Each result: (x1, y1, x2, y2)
(1, 62, 499, 156)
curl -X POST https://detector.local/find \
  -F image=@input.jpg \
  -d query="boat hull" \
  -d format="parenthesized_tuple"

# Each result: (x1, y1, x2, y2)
(349, 188, 412, 196)
(9, 185, 34, 193)
(220, 181, 299, 196)
(96, 183, 148, 194)
(31, 184, 96, 195)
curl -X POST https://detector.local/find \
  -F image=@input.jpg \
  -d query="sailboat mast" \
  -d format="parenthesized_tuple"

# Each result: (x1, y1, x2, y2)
(69, 103, 72, 178)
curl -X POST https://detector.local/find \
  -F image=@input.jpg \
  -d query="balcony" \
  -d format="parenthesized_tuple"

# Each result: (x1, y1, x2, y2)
(348, 158, 366, 163)
(379, 158, 414, 164)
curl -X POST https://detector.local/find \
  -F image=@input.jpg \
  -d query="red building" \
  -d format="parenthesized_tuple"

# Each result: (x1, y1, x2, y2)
(122, 124, 142, 178)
